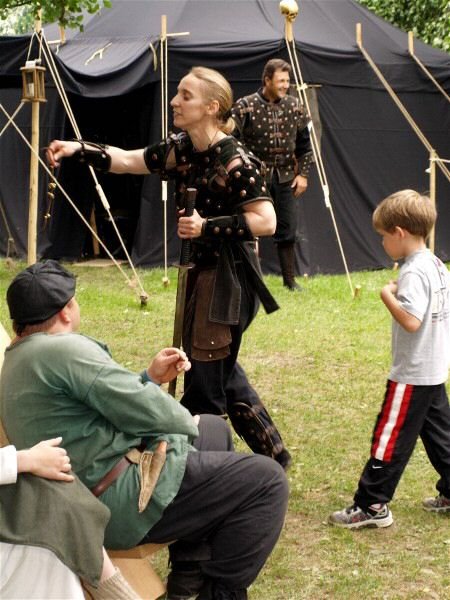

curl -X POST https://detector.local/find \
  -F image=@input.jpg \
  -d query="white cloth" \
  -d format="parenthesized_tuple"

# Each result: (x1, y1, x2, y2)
(0, 543, 84, 600)
(0, 447, 84, 599)
(0, 445, 17, 484)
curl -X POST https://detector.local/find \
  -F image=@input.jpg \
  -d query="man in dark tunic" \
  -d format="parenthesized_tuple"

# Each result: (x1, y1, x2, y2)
(232, 58, 313, 291)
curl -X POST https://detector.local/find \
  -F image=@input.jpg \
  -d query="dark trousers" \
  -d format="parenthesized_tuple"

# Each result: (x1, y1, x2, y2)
(354, 380, 450, 511)
(143, 415, 289, 591)
(181, 264, 259, 416)
(270, 175, 297, 245)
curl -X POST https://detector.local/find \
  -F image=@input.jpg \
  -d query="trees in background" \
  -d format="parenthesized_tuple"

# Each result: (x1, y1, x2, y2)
(0, 0, 448, 52)
(358, 0, 450, 51)
(0, 0, 110, 34)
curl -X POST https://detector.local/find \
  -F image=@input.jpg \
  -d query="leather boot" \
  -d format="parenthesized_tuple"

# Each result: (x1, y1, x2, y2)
(228, 400, 292, 471)
(277, 243, 302, 291)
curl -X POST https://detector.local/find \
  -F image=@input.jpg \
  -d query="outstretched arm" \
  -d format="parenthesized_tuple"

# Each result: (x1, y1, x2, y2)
(46, 140, 149, 175)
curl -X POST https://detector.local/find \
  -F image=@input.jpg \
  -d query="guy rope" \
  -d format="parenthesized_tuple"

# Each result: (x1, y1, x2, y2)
(0, 28, 150, 304)
(280, 0, 355, 297)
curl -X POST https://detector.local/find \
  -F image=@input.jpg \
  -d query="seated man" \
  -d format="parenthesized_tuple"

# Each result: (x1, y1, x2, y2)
(0, 260, 288, 600)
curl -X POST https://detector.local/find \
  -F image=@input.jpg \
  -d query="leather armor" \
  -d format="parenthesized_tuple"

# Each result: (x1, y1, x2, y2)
(232, 91, 313, 183)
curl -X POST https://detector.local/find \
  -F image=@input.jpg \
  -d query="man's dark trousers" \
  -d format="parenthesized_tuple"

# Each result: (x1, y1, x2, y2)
(143, 415, 289, 593)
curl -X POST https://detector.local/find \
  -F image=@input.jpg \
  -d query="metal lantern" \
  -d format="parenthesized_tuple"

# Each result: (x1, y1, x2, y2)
(20, 61, 47, 102)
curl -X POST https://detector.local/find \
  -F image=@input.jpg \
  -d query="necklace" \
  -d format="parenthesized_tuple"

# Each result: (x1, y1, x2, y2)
(208, 129, 222, 149)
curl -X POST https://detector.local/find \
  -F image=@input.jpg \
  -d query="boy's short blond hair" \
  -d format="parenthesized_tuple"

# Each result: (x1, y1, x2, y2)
(372, 189, 436, 239)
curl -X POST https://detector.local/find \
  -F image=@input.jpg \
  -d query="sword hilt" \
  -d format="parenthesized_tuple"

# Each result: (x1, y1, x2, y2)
(180, 187, 197, 266)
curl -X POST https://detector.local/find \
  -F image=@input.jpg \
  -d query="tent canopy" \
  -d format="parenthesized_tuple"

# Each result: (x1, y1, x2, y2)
(0, 0, 449, 273)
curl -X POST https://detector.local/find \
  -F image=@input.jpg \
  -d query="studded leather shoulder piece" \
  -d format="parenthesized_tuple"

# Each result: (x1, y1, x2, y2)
(227, 159, 271, 206)
(143, 132, 192, 178)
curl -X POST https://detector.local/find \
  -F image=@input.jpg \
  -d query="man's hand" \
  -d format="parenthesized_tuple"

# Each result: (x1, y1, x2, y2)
(291, 175, 308, 197)
(17, 437, 74, 482)
(147, 348, 192, 384)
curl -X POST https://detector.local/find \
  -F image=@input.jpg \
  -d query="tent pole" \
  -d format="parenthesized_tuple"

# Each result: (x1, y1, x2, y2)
(27, 13, 43, 266)
(27, 100, 39, 265)
(356, 23, 450, 185)
(408, 31, 450, 103)
(428, 149, 437, 253)
(159, 19, 190, 287)
(281, 0, 355, 297)
(161, 15, 170, 287)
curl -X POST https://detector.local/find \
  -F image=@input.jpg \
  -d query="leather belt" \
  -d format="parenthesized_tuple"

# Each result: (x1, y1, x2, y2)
(91, 456, 131, 497)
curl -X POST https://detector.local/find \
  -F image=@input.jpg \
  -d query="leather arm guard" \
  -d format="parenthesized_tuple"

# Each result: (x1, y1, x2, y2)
(201, 214, 253, 241)
(297, 151, 314, 178)
(72, 140, 111, 173)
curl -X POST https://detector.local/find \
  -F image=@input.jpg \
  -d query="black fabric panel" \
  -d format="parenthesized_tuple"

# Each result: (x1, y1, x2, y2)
(0, 87, 67, 259)
(1, 0, 449, 272)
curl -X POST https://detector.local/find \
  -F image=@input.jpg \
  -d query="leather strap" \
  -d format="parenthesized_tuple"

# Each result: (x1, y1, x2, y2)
(90, 456, 131, 497)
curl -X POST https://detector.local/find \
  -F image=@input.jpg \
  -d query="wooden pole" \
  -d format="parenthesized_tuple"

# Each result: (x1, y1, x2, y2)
(27, 99, 40, 265)
(27, 13, 42, 266)
(429, 149, 436, 253)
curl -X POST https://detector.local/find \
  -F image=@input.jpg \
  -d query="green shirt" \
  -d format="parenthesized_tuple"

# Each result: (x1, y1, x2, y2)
(0, 333, 199, 548)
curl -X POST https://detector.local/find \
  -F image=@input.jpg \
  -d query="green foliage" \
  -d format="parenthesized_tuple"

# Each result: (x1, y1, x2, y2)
(0, 0, 111, 34)
(358, 0, 450, 51)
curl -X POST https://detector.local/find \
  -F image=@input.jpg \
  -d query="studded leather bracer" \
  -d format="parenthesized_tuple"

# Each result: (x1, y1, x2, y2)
(297, 150, 314, 178)
(201, 213, 253, 241)
(71, 140, 111, 172)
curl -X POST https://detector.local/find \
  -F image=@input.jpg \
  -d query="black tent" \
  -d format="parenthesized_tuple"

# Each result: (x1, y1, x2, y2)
(1, 0, 449, 274)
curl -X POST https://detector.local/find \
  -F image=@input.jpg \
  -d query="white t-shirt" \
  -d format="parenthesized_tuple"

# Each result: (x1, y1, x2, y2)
(390, 249, 450, 385)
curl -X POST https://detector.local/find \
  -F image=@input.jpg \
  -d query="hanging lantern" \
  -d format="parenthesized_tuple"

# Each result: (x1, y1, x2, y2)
(20, 60, 47, 102)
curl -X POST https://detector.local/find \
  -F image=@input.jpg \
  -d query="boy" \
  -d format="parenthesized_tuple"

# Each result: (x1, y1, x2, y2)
(329, 189, 450, 529)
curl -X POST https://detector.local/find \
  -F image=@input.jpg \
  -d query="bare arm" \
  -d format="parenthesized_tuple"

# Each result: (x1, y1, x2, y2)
(242, 199, 276, 236)
(380, 281, 422, 333)
(178, 199, 276, 239)
(16, 437, 74, 482)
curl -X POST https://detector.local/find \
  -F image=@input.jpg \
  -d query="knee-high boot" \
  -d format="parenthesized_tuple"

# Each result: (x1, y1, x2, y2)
(228, 399, 292, 470)
(277, 243, 302, 291)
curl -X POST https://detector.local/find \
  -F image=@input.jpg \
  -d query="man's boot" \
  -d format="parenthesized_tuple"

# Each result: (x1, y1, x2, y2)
(277, 243, 302, 291)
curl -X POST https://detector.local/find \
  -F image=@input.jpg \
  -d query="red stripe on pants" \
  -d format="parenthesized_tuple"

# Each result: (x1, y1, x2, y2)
(371, 380, 397, 458)
(384, 384, 413, 461)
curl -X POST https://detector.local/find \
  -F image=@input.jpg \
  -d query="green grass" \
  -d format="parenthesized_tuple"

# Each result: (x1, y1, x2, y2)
(1, 260, 449, 599)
